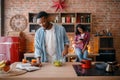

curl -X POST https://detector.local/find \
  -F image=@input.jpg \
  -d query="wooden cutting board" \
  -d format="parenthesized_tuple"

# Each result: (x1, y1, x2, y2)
(0, 62, 27, 77)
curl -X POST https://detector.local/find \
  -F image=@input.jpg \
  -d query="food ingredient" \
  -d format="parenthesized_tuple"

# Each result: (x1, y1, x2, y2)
(0, 60, 6, 68)
(22, 59, 27, 63)
(53, 60, 62, 67)
(0, 60, 10, 72)
(31, 59, 37, 64)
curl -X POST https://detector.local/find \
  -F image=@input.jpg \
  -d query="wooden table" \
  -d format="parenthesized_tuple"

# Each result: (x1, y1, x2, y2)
(0, 62, 120, 80)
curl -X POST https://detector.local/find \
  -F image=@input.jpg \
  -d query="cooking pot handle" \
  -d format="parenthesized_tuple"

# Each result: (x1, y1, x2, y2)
(81, 61, 86, 64)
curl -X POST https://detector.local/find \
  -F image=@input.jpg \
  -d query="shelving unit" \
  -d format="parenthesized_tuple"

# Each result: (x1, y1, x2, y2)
(28, 12, 92, 34)
(28, 12, 92, 62)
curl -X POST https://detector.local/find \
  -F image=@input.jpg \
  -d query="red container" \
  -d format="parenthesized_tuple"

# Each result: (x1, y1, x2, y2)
(81, 59, 91, 69)
(66, 16, 71, 23)
(0, 37, 20, 63)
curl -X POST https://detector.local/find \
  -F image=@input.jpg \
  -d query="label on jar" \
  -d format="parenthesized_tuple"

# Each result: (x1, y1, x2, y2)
(62, 17, 65, 23)
(71, 17, 75, 23)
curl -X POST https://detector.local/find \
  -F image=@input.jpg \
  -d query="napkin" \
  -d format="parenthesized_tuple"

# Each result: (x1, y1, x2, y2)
(16, 63, 40, 72)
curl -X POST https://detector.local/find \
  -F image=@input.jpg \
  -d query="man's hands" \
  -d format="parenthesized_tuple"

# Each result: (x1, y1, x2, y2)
(31, 62, 42, 67)
(62, 45, 69, 56)
(31, 57, 42, 67)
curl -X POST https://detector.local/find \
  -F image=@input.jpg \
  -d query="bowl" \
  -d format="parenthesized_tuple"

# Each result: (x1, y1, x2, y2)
(95, 62, 107, 70)
(53, 60, 63, 67)
(53, 57, 66, 67)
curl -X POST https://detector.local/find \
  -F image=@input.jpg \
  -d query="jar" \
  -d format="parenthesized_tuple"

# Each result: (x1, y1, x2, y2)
(62, 17, 65, 23)
(71, 17, 75, 23)
(66, 16, 71, 23)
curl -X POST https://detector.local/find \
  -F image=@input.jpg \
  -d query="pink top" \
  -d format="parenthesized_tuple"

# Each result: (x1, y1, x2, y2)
(74, 32, 90, 49)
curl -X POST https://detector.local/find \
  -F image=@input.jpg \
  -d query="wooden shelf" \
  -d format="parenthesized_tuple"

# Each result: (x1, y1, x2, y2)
(28, 12, 92, 34)
(76, 23, 91, 25)
(29, 23, 39, 25)
(99, 48, 115, 50)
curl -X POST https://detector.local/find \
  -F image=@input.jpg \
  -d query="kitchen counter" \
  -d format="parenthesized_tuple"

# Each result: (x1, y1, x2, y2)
(0, 62, 120, 80)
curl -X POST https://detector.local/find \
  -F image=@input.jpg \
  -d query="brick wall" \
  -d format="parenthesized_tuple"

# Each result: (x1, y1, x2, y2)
(4, 0, 120, 62)
(0, 0, 1, 36)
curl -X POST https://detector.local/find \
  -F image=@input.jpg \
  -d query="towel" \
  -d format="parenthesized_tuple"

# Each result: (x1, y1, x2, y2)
(16, 63, 40, 72)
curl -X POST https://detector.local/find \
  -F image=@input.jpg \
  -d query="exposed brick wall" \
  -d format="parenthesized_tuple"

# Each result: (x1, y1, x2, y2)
(4, 0, 120, 62)
(0, 0, 1, 36)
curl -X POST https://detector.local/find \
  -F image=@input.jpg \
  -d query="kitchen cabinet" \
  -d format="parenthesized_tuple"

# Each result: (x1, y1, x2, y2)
(93, 36, 116, 62)
(93, 36, 114, 53)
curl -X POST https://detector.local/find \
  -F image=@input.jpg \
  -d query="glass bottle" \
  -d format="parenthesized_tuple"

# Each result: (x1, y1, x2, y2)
(87, 15, 90, 23)
(80, 16, 84, 23)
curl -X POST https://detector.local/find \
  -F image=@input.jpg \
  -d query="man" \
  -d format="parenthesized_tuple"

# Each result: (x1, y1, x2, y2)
(34, 11, 69, 66)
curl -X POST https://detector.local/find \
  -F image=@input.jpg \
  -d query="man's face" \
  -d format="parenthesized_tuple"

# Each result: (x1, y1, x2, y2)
(37, 17, 47, 28)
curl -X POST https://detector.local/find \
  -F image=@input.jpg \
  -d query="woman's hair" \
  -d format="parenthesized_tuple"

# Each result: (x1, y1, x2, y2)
(75, 24, 86, 35)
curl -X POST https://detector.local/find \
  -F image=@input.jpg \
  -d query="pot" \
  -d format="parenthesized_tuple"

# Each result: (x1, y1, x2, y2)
(81, 59, 91, 69)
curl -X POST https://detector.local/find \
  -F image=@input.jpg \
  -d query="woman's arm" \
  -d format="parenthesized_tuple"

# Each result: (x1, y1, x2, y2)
(82, 32, 90, 52)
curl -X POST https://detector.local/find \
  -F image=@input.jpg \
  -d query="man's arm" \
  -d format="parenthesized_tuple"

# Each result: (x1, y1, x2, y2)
(62, 26, 69, 56)
(62, 44, 69, 56)
(33, 30, 42, 67)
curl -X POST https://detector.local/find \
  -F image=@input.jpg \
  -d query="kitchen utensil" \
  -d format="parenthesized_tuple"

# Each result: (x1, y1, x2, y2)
(81, 59, 91, 69)
(95, 62, 107, 70)
(105, 61, 118, 72)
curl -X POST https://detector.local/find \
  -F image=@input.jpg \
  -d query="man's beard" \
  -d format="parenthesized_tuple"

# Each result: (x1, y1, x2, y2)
(40, 22, 45, 27)
(40, 22, 49, 30)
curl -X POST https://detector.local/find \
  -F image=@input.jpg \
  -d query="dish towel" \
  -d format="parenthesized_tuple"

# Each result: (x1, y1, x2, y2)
(16, 63, 40, 72)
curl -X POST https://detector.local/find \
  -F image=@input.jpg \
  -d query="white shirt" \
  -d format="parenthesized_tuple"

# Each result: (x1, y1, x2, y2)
(80, 33, 85, 39)
(45, 26, 56, 62)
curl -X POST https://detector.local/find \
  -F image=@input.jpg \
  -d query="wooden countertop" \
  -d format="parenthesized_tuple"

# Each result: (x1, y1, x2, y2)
(0, 62, 120, 80)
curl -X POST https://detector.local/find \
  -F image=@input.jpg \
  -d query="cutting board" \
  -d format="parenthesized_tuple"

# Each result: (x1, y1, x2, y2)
(0, 62, 27, 77)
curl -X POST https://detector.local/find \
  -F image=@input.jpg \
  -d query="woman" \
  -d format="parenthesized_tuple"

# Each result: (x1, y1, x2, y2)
(74, 24, 90, 62)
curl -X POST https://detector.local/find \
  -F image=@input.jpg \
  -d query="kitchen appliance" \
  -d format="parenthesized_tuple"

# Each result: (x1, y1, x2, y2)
(0, 37, 20, 63)
(106, 61, 118, 73)
(99, 37, 113, 48)
(96, 49, 116, 62)
(73, 64, 120, 76)
(81, 59, 91, 69)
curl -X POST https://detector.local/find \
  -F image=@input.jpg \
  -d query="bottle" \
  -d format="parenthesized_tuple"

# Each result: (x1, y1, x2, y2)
(87, 15, 90, 23)
(55, 16, 59, 23)
(80, 16, 84, 23)
(33, 16, 37, 23)
(66, 16, 71, 23)
(71, 17, 75, 23)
